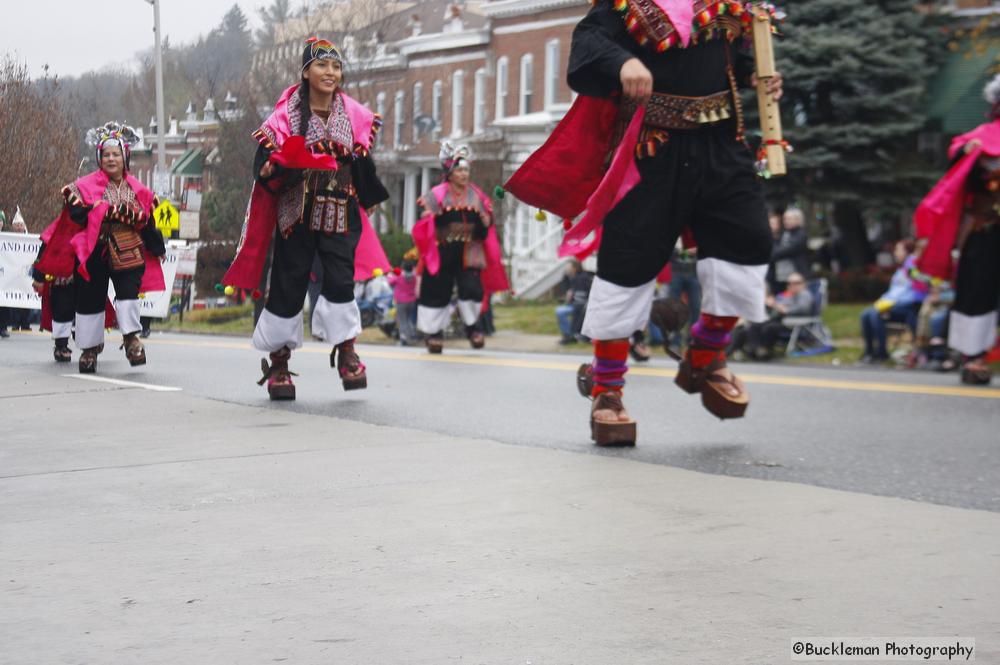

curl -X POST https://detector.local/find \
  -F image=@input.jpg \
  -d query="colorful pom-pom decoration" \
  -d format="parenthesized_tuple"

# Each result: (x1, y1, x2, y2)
(138, 293, 146, 300)
(493, 185, 506, 199)
(393, 267, 402, 276)
(562, 219, 573, 231)
(372, 268, 384, 277)
(224, 285, 235, 296)
(45, 274, 54, 282)
(535, 209, 547, 222)
(214, 283, 224, 293)
(252, 289, 263, 300)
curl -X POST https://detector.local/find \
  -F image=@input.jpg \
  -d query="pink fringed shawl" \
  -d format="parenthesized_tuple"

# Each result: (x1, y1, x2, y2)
(915, 119, 1000, 280)
(36, 170, 165, 292)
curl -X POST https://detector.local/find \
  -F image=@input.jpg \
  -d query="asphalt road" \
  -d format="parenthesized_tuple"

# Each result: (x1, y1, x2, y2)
(2, 330, 998, 511)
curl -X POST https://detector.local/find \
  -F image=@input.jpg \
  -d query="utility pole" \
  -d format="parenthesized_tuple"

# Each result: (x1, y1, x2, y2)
(147, 0, 168, 197)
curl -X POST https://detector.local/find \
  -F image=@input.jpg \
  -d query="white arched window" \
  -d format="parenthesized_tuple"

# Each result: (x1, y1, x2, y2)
(519, 54, 534, 115)
(474, 68, 487, 135)
(451, 69, 465, 137)
(394, 91, 406, 149)
(375, 92, 386, 147)
(432, 80, 443, 139)
(545, 39, 561, 109)
(412, 82, 424, 142)
(495, 56, 509, 120)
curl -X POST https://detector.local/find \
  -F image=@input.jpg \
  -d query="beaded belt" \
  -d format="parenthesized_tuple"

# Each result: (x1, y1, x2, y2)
(621, 90, 734, 131)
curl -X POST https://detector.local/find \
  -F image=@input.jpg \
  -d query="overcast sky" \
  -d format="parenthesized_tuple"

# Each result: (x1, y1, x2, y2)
(3, 0, 262, 78)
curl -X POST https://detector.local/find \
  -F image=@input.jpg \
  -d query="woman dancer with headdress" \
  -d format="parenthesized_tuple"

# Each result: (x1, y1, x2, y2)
(915, 73, 1000, 385)
(412, 142, 508, 353)
(35, 122, 165, 374)
(223, 37, 390, 400)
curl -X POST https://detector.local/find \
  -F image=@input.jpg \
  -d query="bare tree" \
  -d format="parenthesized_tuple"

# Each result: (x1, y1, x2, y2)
(0, 57, 78, 233)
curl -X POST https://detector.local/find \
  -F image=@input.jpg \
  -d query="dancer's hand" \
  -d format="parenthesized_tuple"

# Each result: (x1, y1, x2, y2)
(620, 58, 653, 105)
(31, 280, 44, 294)
(752, 71, 784, 101)
(259, 161, 276, 179)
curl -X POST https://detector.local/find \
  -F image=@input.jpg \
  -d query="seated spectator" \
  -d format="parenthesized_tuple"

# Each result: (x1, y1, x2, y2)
(908, 283, 955, 370)
(859, 239, 927, 363)
(770, 208, 811, 293)
(556, 260, 593, 344)
(743, 272, 815, 360)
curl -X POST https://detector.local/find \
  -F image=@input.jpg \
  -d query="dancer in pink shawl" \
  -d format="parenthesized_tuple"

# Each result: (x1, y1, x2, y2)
(35, 122, 166, 374)
(412, 142, 509, 353)
(505, 1, 783, 445)
(914, 74, 1000, 385)
(223, 38, 391, 400)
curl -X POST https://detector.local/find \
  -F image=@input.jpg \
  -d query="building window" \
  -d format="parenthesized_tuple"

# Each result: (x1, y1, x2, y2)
(545, 39, 561, 109)
(394, 90, 406, 149)
(519, 54, 534, 115)
(432, 79, 443, 139)
(452, 69, 465, 137)
(495, 56, 509, 120)
(412, 82, 424, 142)
(474, 68, 487, 135)
(375, 92, 386, 147)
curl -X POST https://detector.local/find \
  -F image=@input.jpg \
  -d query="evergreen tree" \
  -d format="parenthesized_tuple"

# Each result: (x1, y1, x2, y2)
(775, 0, 946, 266)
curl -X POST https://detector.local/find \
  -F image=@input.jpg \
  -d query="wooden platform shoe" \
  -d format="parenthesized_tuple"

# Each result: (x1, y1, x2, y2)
(258, 346, 297, 400)
(53, 339, 72, 363)
(960, 356, 993, 386)
(426, 334, 444, 354)
(590, 390, 637, 446)
(121, 333, 146, 366)
(78, 344, 103, 374)
(673, 347, 749, 420)
(332, 339, 367, 391)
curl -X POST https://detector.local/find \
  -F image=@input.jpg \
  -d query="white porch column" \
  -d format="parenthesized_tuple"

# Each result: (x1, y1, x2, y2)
(403, 169, 419, 231)
(420, 166, 432, 197)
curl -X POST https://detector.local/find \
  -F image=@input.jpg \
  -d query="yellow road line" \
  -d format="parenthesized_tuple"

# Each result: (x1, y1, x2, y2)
(146, 337, 1000, 400)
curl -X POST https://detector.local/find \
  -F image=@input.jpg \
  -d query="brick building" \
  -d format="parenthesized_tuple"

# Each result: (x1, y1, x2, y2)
(252, 0, 590, 296)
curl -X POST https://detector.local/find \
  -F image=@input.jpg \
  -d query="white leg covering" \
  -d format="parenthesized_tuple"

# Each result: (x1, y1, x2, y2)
(581, 277, 656, 340)
(456, 300, 481, 327)
(51, 319, 73, 340)
(311, 296, 362, 347)
(949, 310, 998, 357)
(252, 308, 304, 352)
(115, 299, 141, 335)
(697, 258, 768, 323)
(418, 304, 451, 335)
(75, 312, 105, 350)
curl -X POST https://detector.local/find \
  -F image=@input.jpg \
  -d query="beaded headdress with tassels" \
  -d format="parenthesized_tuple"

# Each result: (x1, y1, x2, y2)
(85, 121, 140, 170)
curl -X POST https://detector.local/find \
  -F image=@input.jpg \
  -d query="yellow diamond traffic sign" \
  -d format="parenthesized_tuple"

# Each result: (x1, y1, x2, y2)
(154, 200, 179, 236)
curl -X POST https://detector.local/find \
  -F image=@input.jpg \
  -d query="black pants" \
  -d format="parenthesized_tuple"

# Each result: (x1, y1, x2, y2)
(954, 224, 1000, 318)
(51, 284, 76, 326)
(76, 246, 144, 315)
(265, 208, 361, 318)
(418, 242, 484, 309)
(597, 123, 772, 286)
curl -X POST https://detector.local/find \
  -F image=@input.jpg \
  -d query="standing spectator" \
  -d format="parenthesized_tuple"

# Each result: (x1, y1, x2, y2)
(743, 273, 814, 359)
(859, 239, 927, 363)
(771, 208, 811, 292)
(6, 212, 32, 330)
(391, 255, 419, 345)
(556, 260, 593, 345)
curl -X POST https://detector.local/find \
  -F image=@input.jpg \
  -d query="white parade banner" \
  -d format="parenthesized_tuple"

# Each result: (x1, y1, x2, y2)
(0, 232, 43, 310)
(1, 232, 179, 317)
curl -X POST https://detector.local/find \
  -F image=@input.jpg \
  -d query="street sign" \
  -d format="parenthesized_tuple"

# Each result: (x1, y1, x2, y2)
(179, 211, 200, 240)
(154, 200, 179, 236)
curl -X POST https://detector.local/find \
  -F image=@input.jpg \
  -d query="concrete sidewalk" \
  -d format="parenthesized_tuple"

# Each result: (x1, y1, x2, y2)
(1, 366, 996, 664)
